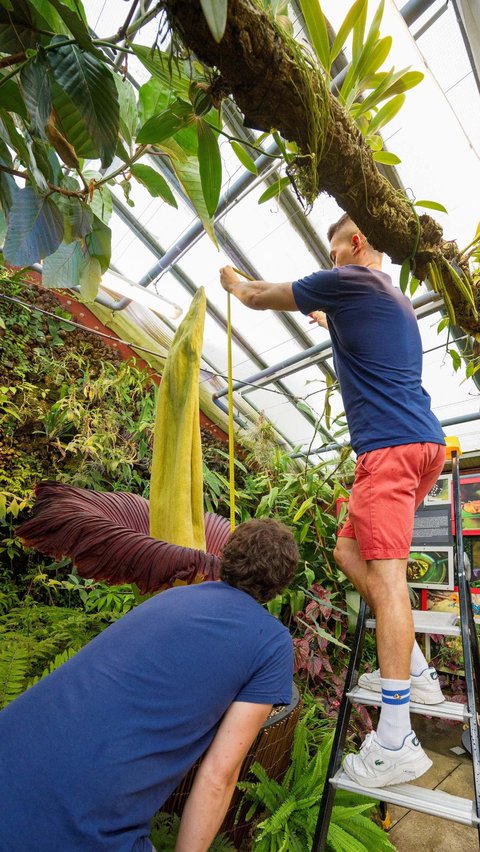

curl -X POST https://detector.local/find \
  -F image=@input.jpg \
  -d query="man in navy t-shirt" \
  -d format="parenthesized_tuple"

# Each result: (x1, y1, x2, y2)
(0, 519, 297, 851)
(220, 213, 446, 788)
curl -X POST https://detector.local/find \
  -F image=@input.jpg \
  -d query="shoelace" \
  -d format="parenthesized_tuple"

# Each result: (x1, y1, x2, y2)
(359, 731, 376, 751)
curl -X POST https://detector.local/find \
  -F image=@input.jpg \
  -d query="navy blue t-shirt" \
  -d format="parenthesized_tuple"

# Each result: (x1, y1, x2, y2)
(0, 582, 293, 852)
(292, 265, 445, 455)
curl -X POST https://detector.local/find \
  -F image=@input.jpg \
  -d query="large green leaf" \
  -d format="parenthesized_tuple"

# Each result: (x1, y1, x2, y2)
(414, 199, 448, 214)
(0, 0, 52, 52)
(132, 46, 190, 98)
(199, 0, 228, 43)
(136, 99, 195, 144)
(298, 0, 330, 72)
(114, 75, 138, 147)
(47, 40, 119, 167)
(340, 0, 387, 103)
(20, 55, 52, 138)
(0, 109, 32, 171)
(380, 70, 424, 99)
(197, 118, 222, 217)
(356, 36, 392, 85)
(85, 213, 111, 273)
(138, 77, 171, 126)
(352, 0, 368, 64)
(230, 140, 258, 174)
(330, 0, 367, 64)
(42, 239, 88, 287)
(0, 75, 27, 120)
(54, 193, 93, 243)
(367, 93, 405, 135)
(372, 150, 401, 165)
(131, 164, 177, 207)
(89, 185, 112, 225)
(258, 176, 290, 204)
(3, 187, 64, 266)
(34, 0, 97, 54)
(171, 156, 216, 244)
(0, 137, 17, 213)
(79, 255, 101, 300)
(49, 80, 97, 160)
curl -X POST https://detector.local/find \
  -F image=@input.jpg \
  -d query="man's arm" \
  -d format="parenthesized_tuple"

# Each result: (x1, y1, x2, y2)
(174, 701, 272, 852)
(220, 265, 297, 311)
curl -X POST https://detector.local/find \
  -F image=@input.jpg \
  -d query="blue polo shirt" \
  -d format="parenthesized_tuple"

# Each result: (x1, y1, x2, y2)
(0, 582, 293, 851)
(292, 265, 445, 455)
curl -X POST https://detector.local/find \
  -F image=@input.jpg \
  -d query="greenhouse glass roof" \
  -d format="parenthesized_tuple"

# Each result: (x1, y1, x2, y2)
(81, 0, 480, 459)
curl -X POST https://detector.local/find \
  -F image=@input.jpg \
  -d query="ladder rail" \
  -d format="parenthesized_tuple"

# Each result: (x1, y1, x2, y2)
(310, 443, 480, 849)
(311, 598, 368, 851)
(452, 450, 480, 832)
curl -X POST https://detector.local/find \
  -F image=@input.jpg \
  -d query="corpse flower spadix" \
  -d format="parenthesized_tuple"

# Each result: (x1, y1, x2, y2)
(17, 288, 231, 593)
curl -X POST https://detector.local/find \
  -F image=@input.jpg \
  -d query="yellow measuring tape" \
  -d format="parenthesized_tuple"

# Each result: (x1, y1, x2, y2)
(227, 268, 255, 531)
(227, 292, 235, 532)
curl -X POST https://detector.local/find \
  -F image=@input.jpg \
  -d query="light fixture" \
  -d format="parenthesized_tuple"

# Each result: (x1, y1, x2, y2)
(101, 269, 183, 320)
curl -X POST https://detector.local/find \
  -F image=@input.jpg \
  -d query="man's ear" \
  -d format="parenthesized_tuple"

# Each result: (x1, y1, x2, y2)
(352, 233, 362, 253)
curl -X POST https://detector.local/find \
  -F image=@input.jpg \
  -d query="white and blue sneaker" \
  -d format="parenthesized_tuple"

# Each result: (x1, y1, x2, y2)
(358, 666, 445, 705)
(343, 730, 433, 788)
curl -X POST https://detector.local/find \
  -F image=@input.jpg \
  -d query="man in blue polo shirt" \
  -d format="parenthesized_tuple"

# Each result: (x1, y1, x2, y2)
(0, 518, 297, 851)
(220, 213, 446, 788)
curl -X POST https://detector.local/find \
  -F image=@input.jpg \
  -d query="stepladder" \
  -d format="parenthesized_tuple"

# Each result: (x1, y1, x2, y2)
(312, 438, 480, 850)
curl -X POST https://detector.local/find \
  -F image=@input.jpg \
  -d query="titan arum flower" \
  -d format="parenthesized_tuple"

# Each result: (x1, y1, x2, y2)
(17, 288, 232, 594)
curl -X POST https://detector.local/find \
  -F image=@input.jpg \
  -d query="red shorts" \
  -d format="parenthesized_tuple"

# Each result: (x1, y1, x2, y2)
(338, 442, 446, 561)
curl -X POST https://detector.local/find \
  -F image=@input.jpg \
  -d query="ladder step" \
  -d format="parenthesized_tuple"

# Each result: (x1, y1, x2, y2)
(331, 769, 480, 827)
(347, 685, 471, 721)
(366, 609, 460, 636)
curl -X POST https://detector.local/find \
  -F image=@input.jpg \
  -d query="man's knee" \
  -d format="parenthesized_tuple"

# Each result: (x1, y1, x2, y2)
(333, 539, 356, 575)
(365, 560, 409, 606)
(333, 540, 347, 570)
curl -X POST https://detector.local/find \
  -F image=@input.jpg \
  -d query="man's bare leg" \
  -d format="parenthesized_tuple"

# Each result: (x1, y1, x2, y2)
(365, 558, 413, 680)
(333, 538, 372, 607)
(342, 554, 433, 782)
(334, 538, 432, 678)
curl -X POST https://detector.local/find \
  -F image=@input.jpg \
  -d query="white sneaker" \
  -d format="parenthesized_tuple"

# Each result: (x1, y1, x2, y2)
(343, 730, 432, 788)
(357, 667, 445, 705)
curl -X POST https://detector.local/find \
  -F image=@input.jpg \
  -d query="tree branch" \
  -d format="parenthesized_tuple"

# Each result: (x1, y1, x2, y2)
(0, 51, 26, 69)
(0, 165, 86, 198)
(164, 0, 479, 333)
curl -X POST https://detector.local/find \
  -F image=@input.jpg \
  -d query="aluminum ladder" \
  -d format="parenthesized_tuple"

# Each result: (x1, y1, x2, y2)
(312, 439, 480, 849)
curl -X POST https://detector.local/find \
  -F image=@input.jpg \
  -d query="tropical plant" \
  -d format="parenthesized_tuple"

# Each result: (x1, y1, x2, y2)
(163, 0, 479, 336)
(238, 708, 394, 851)
(0, 0, 477, 338)
(149, 811, 235, 852)
(0, 602, 114, 709)
(16, 288, 231, 593)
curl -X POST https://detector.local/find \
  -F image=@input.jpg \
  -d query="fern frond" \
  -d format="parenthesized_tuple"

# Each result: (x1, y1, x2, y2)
(0, 645, 29, 709)
(334, 813, 395, 851)
(256, 794, 297, 836)
(28, 647, 78, 687)
(327, 821, 370, 851)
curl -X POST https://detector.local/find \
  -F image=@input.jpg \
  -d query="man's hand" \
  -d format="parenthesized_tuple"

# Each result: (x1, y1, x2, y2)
(218, 267, 297, 311)
(220, 265, 240, 293)
(308, 310, 328, 329)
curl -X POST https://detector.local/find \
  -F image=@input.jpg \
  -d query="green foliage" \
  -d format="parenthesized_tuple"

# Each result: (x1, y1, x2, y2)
(239, 709, 395, 851)
(150, 811, 235, 851)
(0, 602, 114, 708)
(0, 0, 422, 285)
(199, 0, 228, 44)
(298, 0, 423, 163)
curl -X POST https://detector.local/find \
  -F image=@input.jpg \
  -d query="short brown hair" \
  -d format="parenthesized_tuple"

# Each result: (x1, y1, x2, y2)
(327, 212, 355, 242)
(219, 519, 298, 603)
